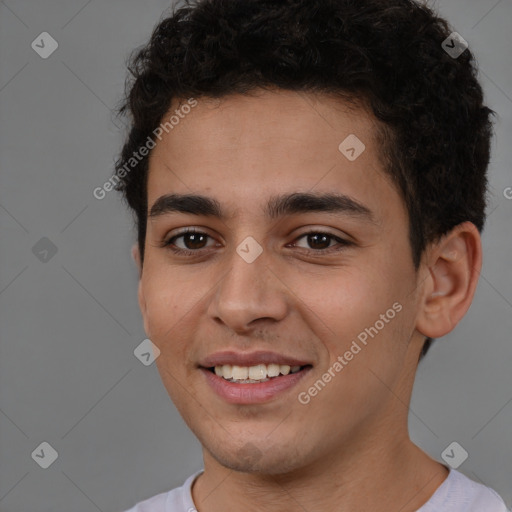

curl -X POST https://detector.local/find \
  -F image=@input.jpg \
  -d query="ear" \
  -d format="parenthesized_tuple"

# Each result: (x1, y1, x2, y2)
(132, 243, 149, 334)
(416, 222, 482, 339)
(131, 243, 142, 276)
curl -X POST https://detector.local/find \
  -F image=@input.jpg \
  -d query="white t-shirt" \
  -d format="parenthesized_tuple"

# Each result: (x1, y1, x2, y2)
(122, 468, 509, 512)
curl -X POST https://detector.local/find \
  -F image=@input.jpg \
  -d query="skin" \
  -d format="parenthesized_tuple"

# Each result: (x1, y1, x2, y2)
(133, 89, 482, 512)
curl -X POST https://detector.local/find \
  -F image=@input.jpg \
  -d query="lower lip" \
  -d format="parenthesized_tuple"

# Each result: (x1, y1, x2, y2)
(201, 367, 311, 404)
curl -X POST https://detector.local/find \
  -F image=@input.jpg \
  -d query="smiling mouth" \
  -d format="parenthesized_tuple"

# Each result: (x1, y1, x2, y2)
(206, 363, 311, 384)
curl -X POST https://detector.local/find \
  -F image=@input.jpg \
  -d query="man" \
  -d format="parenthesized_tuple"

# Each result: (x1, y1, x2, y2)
(116, 0, 508, 510)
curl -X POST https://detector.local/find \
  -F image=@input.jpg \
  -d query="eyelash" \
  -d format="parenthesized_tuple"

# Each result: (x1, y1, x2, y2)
(161, 228, 352, 257)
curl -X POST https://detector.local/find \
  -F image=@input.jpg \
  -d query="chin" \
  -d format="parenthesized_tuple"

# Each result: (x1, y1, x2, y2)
(205, 439, 308, 475)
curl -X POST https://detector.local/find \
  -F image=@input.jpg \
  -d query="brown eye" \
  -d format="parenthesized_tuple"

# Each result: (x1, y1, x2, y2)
(292, 231, 350, 253)
(304, 233, 332, 250)
(162, 229, 217, 255)
(177, 232, 208, 250)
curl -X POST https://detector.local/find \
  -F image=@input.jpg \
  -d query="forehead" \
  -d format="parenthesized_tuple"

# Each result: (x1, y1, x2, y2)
(152, 90, 378, 159)
(146, 89, 399, 222)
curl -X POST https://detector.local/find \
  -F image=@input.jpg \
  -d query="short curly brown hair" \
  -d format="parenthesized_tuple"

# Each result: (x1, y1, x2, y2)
(115, 0, 495, 360)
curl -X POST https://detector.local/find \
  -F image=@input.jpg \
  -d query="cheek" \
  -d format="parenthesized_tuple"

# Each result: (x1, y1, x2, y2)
(296, 266, 395, 343)
(140, 280, 197, 376)
(297, 260, 411, 377)
(141, 266, 206, 338)
(142, 274, 200, 403)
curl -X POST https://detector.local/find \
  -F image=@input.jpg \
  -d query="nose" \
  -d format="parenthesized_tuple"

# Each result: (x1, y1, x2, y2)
(206, 244, 289, 334)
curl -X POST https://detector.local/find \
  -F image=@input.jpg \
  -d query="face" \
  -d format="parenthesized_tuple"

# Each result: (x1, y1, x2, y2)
(138, 90, 425, 475)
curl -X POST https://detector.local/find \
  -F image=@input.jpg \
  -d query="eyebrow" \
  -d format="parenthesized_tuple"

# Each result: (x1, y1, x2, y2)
(149, 192, 374, 222)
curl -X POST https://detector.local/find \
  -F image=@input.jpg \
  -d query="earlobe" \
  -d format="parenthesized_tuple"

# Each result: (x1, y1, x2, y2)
(416, 222, 482, 339)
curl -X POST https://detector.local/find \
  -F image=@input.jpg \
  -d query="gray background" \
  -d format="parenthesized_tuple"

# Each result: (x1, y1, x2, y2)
(0, 0, 510, 511)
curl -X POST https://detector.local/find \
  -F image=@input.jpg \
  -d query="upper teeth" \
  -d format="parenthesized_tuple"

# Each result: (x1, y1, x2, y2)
(214, 364, 302, 382)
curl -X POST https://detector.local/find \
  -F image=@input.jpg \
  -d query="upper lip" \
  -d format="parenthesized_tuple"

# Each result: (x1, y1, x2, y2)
(200, 351, 311, 368)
